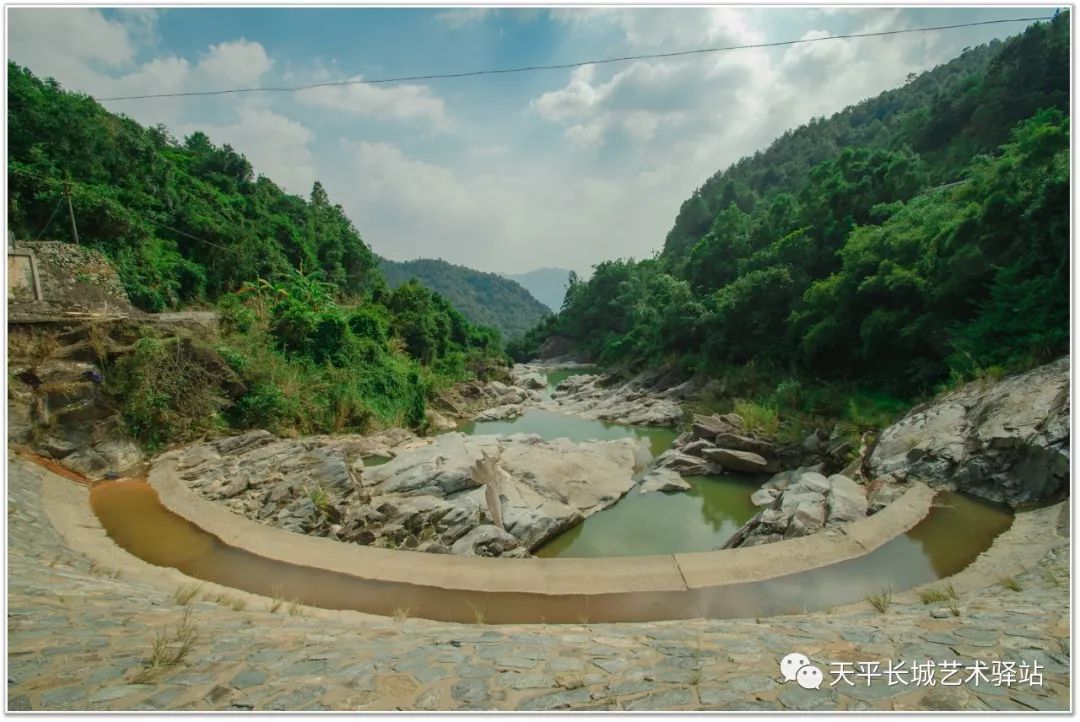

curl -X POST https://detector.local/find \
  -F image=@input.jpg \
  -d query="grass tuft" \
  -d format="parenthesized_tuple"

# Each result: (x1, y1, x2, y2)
(918, 582, 959, 605)
(130, 607, 198, 684)
(999, 576, 1022, 592)
(173, 583, 202, 606)
(865, 586, 893, 614)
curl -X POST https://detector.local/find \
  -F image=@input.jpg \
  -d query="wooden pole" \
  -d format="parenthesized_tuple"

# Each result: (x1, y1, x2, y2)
(64, 181, 79, 244)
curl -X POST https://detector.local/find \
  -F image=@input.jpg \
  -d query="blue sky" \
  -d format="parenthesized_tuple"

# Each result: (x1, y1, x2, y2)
(7, 5, 1057, 275)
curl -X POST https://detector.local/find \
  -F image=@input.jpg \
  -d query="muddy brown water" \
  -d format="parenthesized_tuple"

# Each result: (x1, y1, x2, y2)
(90, 481, 1011, 624)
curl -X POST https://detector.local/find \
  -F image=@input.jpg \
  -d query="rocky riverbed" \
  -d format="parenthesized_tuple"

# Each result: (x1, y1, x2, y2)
(162, 428, 652, 558)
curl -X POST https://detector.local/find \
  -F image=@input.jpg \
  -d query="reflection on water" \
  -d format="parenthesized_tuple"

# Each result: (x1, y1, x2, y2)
(90, 481, 1014, 624)
(537, 474, 763, 557)
(456, 407, 677, 459)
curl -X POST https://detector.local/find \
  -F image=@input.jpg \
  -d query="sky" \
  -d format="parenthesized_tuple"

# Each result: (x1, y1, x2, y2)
(6, 5, 1056, 276)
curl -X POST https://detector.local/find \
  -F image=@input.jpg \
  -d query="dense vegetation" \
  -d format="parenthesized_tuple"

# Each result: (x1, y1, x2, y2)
(512, 15, 1069, 415)
(379, 257, 549, 340)
(8, 62, 507, 443)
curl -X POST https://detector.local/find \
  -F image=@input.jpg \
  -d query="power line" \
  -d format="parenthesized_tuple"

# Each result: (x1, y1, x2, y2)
(96, 15, 1053, 102)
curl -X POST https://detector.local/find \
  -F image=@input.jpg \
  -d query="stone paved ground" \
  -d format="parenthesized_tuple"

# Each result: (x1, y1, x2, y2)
(7, 457, 1071, 711)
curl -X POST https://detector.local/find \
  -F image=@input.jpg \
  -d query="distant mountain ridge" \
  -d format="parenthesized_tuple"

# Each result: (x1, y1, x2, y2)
(378, 257, 550, 340)
(505, 268, 572, 312)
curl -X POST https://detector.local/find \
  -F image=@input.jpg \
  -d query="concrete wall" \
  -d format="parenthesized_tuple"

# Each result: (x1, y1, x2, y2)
(8, 241, 137, 320)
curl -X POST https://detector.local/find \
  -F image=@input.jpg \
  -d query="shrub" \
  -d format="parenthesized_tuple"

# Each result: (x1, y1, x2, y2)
(109, 336, 230, 448)
(733, 399, 780, 436)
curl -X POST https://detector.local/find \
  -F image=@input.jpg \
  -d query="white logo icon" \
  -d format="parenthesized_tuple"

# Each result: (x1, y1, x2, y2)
(796, 664, 824, 689)
(780, 652, 811, 682)
(780, 651, 823, 690)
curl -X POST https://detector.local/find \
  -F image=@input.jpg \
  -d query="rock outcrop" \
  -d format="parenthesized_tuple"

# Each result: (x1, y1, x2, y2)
(534, 366, 687, 427)
(655, 413, 782, 476)
(637, 468, 691, 495)
(723, 468, 869, 548)
(869, 357, 1069, 505)
(160, 429, 650, 558)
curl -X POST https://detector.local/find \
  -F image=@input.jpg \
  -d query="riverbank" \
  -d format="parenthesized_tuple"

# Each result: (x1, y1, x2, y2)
(10, 455, 1068, 711)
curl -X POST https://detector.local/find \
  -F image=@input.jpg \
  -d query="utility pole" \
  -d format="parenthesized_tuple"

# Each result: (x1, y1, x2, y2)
(63, 179, 79, 245)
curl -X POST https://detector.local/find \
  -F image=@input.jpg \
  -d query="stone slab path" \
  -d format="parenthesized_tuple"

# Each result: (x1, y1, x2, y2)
(7, 457, 1071, 711)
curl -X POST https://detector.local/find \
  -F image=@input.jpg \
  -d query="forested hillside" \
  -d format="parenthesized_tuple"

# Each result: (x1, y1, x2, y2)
(8, 63, 507, 442)
(512, 14, 1068, 400)
(379, 257, 549, 339)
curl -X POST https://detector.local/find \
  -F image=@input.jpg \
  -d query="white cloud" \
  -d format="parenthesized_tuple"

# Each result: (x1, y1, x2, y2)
(182, 107, 317, 196)
(7, 8, 139, 91)
(434, 8, 493, 28)
(295, 78, 451, 130)
(195, 39, 272, 88)
(550, 7, 762, 49)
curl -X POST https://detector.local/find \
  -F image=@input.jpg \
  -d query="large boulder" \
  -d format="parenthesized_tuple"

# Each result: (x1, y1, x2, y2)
(868, 357, 1069, 505)
(692, 413, 745, 440)
(450, 525, 526, 557)
(638, 468, 691, 495)
(655, 449, 723, 476)
(702, 447, 772, 473)
(712, 432, 776, 458)
(825, 474, 867, 524)
(786, 499, 826, 537)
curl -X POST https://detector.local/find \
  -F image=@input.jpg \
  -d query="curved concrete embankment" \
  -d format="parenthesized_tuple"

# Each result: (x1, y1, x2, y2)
(148, 457, 937, 596)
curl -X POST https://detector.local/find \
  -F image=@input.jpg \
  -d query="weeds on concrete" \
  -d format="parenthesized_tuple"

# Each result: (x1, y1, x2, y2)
(945, 597, 962, 617)
(202, 590, 246, 611)
(287, 599, 306, 617)
(865, 587, 893, 614)
(173, 583, 202, 606)
(999, 576, 1022, 592)
(393, 605, 414, 623)
(268, 584, 285, 613)
(918, 582, 958, 605)
(131, 607, 198, 684)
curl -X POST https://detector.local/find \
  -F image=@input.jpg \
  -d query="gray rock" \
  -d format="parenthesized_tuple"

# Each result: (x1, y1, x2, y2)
(826, 474, 867, 523)
(692, 414, 737, 440)
(869, 357, 1068, 504)
(450, 525, 523, 557)
(713, 432, 776, 458)
(786, 499, 826, 537)
(638, 468, 691, 494)
(93, 439, 143, 472)
(702, 448, 770, 473)
(655, 450, 722, 476)
(750, 487, 780, 507)
(867, 482, 904, 513)
(796, 472, 831, 494)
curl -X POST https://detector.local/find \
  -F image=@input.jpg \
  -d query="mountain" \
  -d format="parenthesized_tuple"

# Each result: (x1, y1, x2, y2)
(505, 268, 572, 313)
(512, 14, 1068, 397)
(379, 257, 550, 340)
